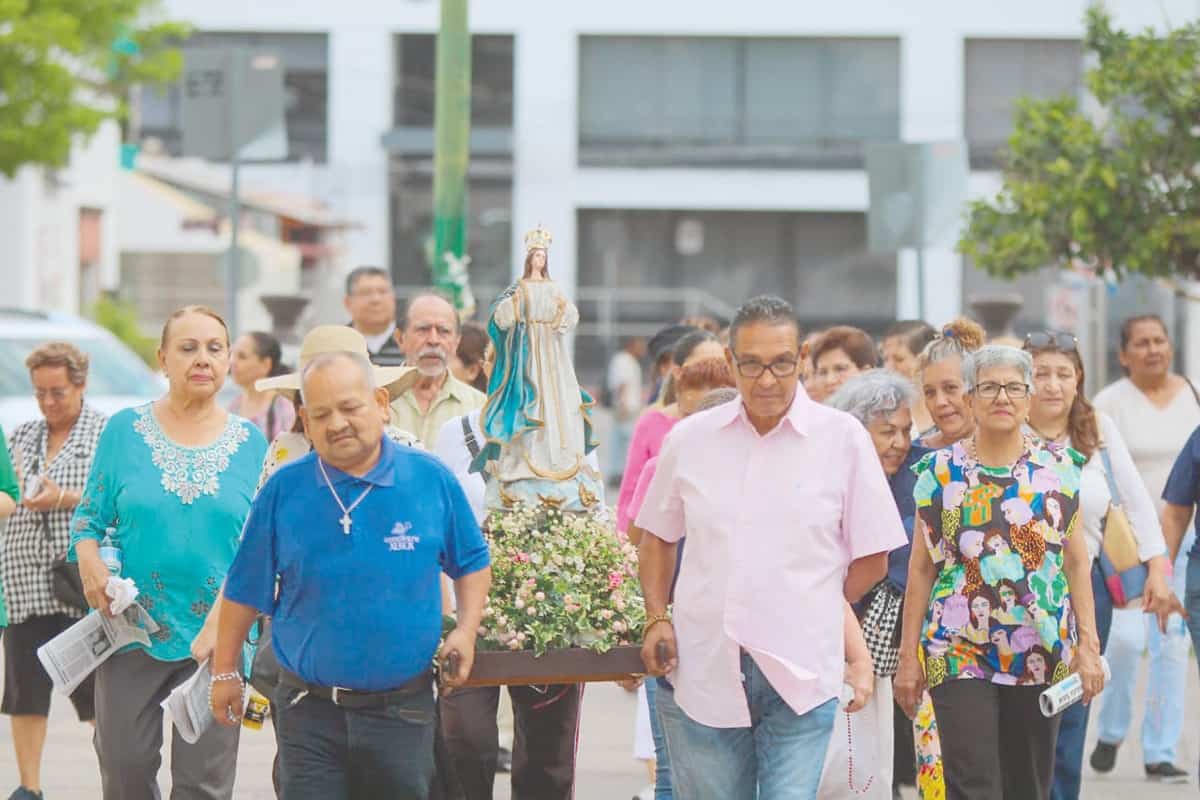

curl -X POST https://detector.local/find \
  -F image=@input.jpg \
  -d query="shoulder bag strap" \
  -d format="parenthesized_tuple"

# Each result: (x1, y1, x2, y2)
(462, 414, 481, 460)
(1185, 376, 1200, 409)
(1098, 443, 1124, 507)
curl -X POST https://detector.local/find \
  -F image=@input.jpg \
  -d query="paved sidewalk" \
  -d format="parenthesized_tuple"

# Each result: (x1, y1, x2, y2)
(0, 653, 1195, 799)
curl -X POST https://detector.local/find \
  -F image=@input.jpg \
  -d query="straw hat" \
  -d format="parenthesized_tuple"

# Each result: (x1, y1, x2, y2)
(256, 325, 419, 401)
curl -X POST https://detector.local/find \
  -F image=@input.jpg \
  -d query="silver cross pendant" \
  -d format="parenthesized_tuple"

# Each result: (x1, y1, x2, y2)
(340, 513, 352, 535)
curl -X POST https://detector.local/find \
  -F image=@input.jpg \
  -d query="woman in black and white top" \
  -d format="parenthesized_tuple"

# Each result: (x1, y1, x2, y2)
(2, 342, 107, 800)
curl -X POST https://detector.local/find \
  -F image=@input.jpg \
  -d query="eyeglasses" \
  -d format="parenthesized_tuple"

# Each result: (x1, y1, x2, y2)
(732, 356, 799, 379)
(1023, 331, 1077, 352)
(972, 382, 1031, 400)
(34, 388, 70, 401)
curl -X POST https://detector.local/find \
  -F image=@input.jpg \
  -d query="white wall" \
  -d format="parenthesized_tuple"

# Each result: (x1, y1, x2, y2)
(159, 0, 1197, 325)
(0, 120, 121, 315)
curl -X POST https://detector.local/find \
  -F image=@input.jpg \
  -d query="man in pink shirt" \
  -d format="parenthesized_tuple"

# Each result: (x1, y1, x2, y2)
(637, 296, 906, 799)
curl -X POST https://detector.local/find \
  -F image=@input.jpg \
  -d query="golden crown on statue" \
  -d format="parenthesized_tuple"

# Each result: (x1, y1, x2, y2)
(524, 224, 553, 253)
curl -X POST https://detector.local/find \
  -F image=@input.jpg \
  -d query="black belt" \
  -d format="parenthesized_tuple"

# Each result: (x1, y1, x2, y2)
(279, 667, 432, 710)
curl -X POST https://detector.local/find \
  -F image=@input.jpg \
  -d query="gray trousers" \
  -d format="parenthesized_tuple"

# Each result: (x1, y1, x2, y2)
(94, 648, 240, 800)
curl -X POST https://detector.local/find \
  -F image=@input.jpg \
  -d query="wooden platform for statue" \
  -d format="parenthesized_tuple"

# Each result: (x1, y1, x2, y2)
(454, 646, 647, 687)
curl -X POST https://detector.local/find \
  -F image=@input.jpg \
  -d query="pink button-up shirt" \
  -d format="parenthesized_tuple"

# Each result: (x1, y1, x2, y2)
(636, 391, 906, 727)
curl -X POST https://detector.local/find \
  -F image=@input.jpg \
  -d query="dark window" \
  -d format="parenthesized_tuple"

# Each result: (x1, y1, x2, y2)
(389, 164, 513, 294)
(394, 34, 514, 127)
(138, 32, 328, 162)
(573, 209, 895, 377)
(964, 39, 1082, 169)
(578, 37, 900, 168)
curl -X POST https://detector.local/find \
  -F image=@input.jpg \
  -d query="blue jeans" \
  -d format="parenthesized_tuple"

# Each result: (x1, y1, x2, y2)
(656, 653, 837, 799)
(608, 420, 634, 483)
(647, 678, 673, 799)
(1051, 562, 1114, 800)
(1182, 554, 1200, 778)
(1095, 532, 1193, 765)
(275, 682, 436, 800)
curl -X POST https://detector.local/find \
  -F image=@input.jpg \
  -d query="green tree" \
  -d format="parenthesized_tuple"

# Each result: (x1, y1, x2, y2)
(959, 7, 1200, 281)
(90, 293, 159, 367)
(0, 0, 188, 177)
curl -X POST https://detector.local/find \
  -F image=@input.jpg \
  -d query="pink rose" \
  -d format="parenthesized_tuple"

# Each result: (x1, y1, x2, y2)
(608, 571, 624, 590)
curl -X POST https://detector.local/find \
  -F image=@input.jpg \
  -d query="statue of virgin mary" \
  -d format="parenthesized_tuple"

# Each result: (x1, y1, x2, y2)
(471, 225, 601, 511)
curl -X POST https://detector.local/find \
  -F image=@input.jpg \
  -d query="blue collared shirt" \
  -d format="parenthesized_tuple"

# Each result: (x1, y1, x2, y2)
(1163, 424, 1200, 558)
(887, 444, 929, 590)
(224, 435, 490, 691)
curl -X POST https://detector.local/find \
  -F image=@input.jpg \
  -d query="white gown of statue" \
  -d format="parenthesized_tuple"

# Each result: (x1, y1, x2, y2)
(491, 278, 587, 483)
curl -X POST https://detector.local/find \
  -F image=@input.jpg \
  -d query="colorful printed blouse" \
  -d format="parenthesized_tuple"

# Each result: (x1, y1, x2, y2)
(912, 437, 1085, 689)
(70, 404, 267, 661)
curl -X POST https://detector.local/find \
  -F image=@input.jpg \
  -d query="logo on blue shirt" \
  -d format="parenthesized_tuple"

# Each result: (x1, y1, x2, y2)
(385, 521, 420, 552)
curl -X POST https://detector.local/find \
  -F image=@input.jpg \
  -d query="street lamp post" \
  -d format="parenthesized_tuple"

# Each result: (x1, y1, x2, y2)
(431, 0, 473, 314)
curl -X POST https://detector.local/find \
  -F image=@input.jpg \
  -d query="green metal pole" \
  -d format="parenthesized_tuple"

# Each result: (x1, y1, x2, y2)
(431, 0, 472, 312)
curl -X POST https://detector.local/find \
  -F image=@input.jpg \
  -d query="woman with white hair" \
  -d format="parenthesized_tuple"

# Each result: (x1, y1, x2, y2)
(894, 346, 1106, 800)
(820, 370, 927, 799)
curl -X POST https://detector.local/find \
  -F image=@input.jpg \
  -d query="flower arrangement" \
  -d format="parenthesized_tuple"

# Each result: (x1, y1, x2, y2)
(477, 504, 644, 656)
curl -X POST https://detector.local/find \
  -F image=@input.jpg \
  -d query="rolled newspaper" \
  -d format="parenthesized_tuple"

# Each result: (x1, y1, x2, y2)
(1039, 656, 1111, 717)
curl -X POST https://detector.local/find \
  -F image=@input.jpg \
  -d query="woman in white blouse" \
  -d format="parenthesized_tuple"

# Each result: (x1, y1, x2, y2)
(1022, 331, 1174, 800)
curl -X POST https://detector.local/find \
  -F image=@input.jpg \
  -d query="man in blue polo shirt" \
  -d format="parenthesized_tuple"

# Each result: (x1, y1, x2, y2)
(1162, 426, 1200, 700)
(210, 350, 491, 800)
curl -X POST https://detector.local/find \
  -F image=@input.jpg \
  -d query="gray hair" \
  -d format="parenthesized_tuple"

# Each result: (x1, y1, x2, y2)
(299, 351, 377, 403)
(962, 345, 1034, 393)
(827, 369, 915, 427)
(696, 387, 740, 413)
(728, 295, 801, 351)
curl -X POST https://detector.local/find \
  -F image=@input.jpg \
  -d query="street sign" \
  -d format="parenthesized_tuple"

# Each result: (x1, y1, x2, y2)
(866, 141, 968, 252)
(181, 49, 287, 162)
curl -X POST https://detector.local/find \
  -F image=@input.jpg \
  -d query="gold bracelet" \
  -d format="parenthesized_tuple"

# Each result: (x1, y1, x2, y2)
(644, 612, 672, 632)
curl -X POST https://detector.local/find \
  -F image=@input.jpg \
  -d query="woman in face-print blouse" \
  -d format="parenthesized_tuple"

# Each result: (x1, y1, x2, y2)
(895, 345, 1107, 800)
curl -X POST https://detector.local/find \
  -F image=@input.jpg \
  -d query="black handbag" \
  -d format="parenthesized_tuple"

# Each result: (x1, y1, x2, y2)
(42, 514, 89, 613)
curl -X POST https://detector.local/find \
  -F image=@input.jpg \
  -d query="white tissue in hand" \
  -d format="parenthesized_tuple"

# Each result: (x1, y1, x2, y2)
(105, 577, 139, 615)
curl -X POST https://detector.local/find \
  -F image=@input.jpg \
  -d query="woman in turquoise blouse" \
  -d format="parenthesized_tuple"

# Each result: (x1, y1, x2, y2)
(0, 426, 20, 632)
(70, 306, 266, 800)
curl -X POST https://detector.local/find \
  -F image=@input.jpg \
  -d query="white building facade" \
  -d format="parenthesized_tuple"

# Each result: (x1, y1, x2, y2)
(147, 0, 1199, 377)
(0, 121, 122, 316)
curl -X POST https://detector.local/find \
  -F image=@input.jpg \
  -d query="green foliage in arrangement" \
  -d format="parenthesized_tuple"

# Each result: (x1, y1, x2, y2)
(480, 505, 645, 656)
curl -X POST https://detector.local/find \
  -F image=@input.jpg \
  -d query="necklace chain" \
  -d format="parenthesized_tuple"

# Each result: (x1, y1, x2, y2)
(965, 432, 1034, 468)
(317, 458, 374, 535)
(1028, 421, 1068, 443)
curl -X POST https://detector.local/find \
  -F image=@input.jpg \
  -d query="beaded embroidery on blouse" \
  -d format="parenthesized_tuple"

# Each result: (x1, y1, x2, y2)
(133, 405, 250, 504)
